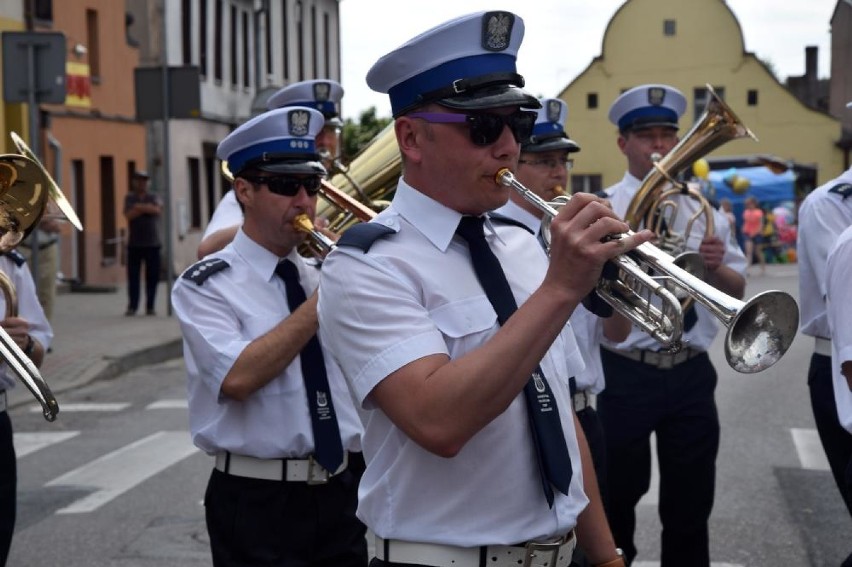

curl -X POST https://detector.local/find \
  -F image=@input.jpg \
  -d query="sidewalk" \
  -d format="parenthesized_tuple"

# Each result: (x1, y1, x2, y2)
(7, 282, 184, 413)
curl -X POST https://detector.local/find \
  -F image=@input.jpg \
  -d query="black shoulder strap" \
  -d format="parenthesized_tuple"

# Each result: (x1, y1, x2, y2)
(593, 189, 609, 199)
(181, 258, 230, 285)
(336, 223, 396, 253)
(828, 183, 852, 200)
(4, 250, 26, 267)
(488, 213, 535, 235)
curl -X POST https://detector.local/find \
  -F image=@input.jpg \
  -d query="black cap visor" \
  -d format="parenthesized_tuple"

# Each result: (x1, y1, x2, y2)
(438, 84, 541, 112)
(250, 159, 327, 177)
(522, 135, 581, 153)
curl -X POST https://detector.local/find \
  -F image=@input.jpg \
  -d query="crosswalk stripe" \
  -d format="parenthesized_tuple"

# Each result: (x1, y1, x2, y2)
(145, 399, 188, 410)
(791, 428, 830, 471)
(30, 402, 131, 413)
(45, 431, 199, 514)
(14, 431, 80, 458)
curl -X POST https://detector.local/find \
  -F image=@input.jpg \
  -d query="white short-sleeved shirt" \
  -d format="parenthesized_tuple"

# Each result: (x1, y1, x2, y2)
(602, 172, 747, 352)
(797, 167, 852, 340)
(171, 230, 362, 458)
(826, 224, 852, 434)
(318, 179, 588, 546)
(0, 253, 53, 391)
(494, 199, 603, 393)
(202, 190, 243, 240)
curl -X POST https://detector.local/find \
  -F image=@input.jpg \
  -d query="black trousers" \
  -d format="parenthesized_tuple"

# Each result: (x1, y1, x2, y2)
(570, 405, 608, 567)
(126, 246, 161, 312)
(597, 350, 719, 567)
(808, 353, 852, 517)
(205, 456, 367, 567)
(0, 411, 15, 567)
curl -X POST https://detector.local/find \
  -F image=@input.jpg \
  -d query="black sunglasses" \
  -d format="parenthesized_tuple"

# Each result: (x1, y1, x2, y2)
(407, 110, 537, 146)
(242, 176, 322, 197)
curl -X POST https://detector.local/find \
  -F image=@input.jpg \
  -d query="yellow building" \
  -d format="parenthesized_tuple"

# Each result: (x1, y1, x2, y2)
(558, 0, 843, 193)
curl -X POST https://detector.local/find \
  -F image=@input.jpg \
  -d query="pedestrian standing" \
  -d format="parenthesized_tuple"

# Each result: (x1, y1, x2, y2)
(123, 171, 162, 316)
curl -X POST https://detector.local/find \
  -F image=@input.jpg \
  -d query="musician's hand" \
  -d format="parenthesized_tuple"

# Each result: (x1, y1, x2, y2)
(1, 316, 31, 349)
(698, 236, 725, 273)
(545, 193, 654, 299)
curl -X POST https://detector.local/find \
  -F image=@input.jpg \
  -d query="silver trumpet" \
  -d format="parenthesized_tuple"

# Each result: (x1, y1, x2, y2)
(495, 168, 799, 374)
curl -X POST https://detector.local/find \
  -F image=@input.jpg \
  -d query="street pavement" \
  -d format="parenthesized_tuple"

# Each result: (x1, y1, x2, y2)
(7, 281, 183, 415)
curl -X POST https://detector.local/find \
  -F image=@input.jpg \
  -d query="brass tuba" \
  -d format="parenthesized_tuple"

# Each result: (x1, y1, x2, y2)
(496, 168, 798, 374)
(0, 152, 60, 421)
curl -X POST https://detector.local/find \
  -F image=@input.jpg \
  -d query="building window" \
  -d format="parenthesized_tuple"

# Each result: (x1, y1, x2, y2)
(214, 0, 223, 81)
(33, 0, 52, 22)
(188, 158, 202, 229)
(693, 86, 725, 122)
(747, 89, 758, 106)
(311, 5, 318, 77)
(230, 5, 238, 86)
(86, 9, 100, 80)
(242, 10, 250, 87)
(282, 0, 290, 81)
(296, 1, 304, 80)
(181, 0, 192, 66)
(323, 12, 330, 78)
(100, 156, 116, 265)
(199, 0, 208, 77)
(265, 8, 272, 77)
(571, 175, 603, 195)
(587, 93, 598, 109)
(663, 19, 676, 36)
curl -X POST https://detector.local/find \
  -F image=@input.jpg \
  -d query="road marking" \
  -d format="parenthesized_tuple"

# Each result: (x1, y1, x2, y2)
(45, 431, 199, 514)
(791, 427, 830, 471)
(30, 402, 131, 413)
(145, 399, 187, 410)
(14, 431, 80, 458)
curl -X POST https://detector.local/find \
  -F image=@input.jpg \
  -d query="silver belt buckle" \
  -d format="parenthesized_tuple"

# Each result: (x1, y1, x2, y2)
(522, 540, 562, 567)
(306, 456, 330, 485)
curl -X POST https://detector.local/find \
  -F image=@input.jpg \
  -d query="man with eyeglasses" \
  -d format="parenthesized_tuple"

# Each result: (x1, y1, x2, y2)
(197, 79, 345, 259)
(172, 106, 367, 567)
(493, 97, 631, 567)
(596, 84, 746, 567)
(316, 11, 652, 567)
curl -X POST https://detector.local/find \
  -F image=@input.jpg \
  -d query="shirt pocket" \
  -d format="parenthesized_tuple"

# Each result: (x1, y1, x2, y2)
(430, 296, 498, 358)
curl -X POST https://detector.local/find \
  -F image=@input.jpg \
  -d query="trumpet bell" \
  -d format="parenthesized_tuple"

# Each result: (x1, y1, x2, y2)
(725, 291, 799, 374)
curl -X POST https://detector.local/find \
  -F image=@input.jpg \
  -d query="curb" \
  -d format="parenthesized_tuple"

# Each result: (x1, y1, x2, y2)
(8, 338, 185, 412)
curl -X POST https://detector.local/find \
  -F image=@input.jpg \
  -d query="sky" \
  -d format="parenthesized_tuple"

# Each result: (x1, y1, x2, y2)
(338, 0, 837, 120)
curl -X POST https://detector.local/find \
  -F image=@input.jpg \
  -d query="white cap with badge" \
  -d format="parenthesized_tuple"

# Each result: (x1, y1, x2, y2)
(608, 84, 687, 133)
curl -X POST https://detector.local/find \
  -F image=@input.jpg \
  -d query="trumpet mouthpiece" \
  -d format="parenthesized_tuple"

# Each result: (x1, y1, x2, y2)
(552, 185, 565, 196)
(292, 214, 315, 234)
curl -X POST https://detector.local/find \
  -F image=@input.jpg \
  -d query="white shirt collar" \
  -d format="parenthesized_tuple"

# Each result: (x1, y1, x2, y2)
(232, 228, 302, 282)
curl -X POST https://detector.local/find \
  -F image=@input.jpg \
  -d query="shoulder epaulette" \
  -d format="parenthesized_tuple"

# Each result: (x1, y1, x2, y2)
(181, 258, 229, 285)
(593, 189, 609, 199)
(336, 223, 396, 253)
(4, 250, 26, 267)
(488, 213, 534, 235)
(828, 183, 852, 200)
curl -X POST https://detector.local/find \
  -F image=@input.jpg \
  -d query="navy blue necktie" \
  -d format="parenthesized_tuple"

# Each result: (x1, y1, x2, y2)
(455, 216, 573, 507)
(275, 259, 344, 473)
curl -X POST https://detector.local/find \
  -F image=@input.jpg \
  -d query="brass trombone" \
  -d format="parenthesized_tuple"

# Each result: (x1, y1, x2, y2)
(496, 168, 798, 374)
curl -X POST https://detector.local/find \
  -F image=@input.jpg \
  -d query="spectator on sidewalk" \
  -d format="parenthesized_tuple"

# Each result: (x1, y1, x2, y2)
(123, 170, 162, 316)
(18, 206, 62, 321)
(742, 196, 765, 275)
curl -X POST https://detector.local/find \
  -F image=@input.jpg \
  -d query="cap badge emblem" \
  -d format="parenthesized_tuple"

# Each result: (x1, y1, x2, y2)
(313, 82, 330, 102)
(546, 100, 561, 123)
(288, 110, 310, 136)
(648, 87, 666, 106)
(482, 11, 513, 52)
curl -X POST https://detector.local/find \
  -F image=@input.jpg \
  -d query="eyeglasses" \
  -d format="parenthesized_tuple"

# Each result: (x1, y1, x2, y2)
(518, 157, 575, 171)
(242, 176, 323, 197)
(407, 110, 537, 146)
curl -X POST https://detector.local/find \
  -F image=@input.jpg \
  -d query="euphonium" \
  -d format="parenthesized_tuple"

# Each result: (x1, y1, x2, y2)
(0, 153, 59, 421)
(496, 168, 798, 374)
(623, 84, 757, 297)
(293, 180, 378, 256)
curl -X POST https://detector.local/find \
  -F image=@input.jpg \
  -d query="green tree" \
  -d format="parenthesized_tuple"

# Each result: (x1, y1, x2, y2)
(341, 107, 392, 163)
